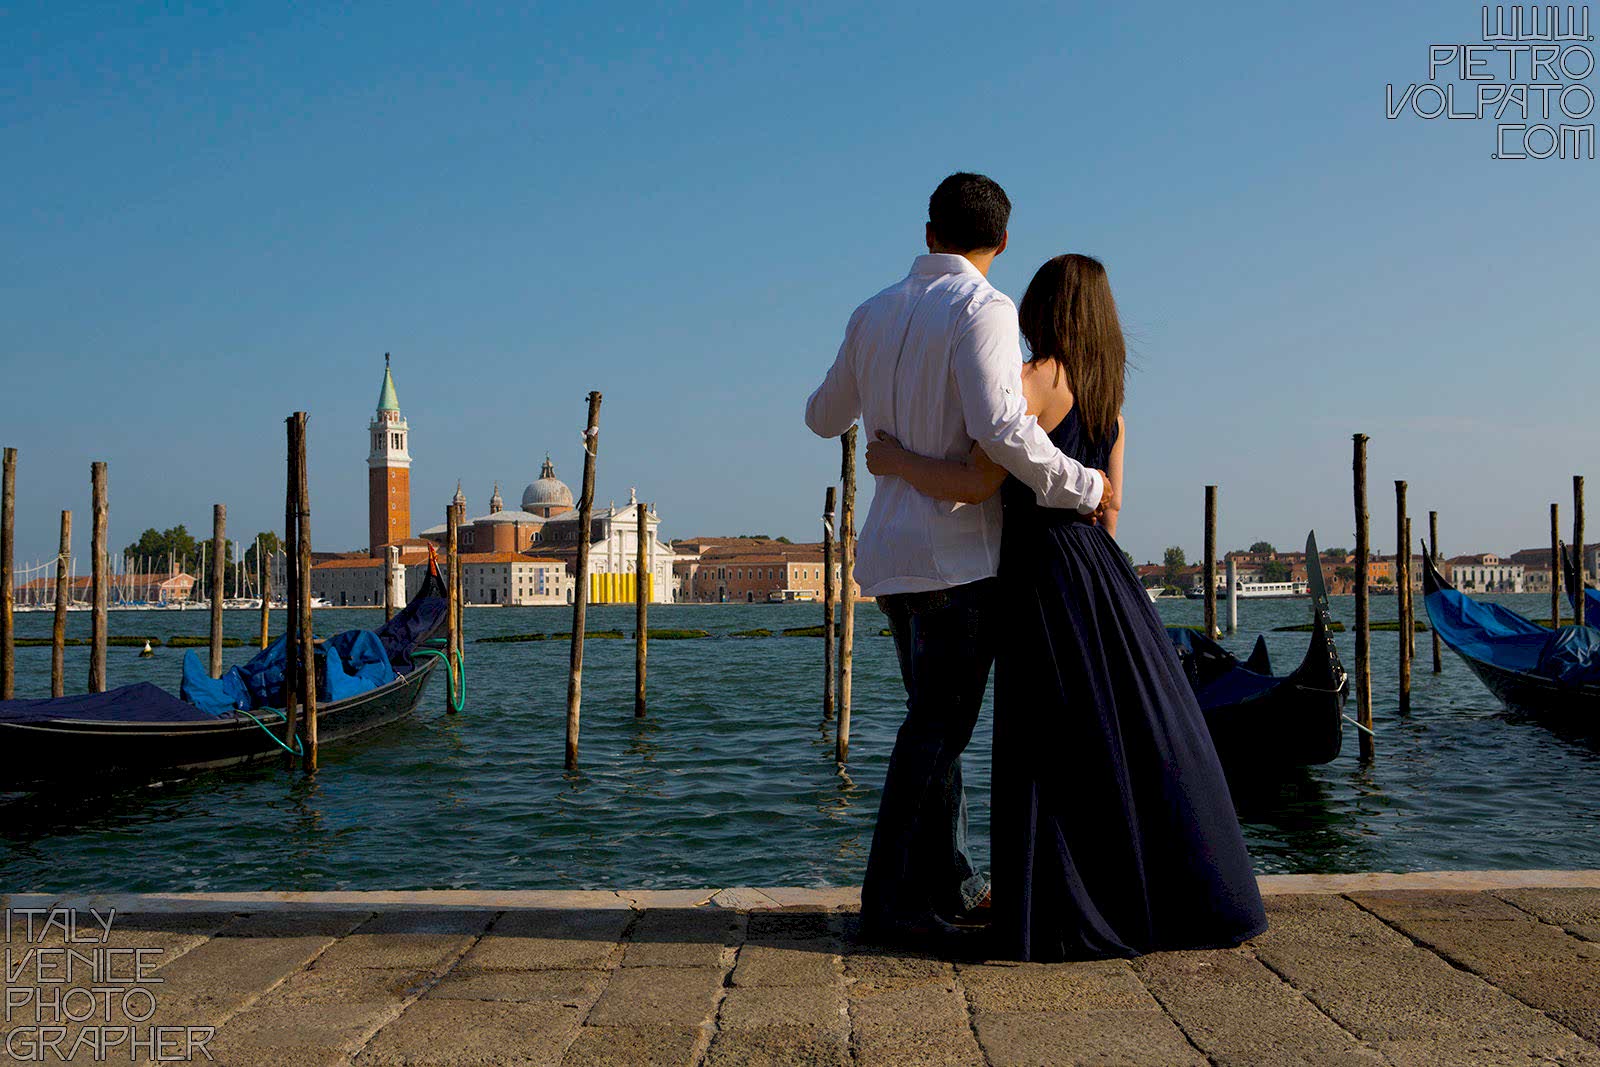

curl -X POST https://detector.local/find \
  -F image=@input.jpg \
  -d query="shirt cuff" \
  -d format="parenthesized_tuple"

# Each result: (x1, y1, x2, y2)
(1076, 468, 1105, 516)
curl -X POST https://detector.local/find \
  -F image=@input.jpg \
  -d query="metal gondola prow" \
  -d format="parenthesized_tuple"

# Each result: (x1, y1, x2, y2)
(1421, 537, 1450, 597)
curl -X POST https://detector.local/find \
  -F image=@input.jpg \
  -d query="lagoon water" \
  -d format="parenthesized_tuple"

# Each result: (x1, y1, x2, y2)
(2, 594, 1598, 892)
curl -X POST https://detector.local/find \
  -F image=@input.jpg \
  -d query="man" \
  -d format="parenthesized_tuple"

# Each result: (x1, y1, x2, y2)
(804, 172, 1111, 945)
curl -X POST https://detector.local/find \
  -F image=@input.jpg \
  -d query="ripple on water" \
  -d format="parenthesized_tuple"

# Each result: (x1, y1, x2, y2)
(2, 597, 1600, 889)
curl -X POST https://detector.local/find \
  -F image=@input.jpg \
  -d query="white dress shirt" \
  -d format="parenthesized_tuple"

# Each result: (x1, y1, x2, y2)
(806, 253, 1105, 597)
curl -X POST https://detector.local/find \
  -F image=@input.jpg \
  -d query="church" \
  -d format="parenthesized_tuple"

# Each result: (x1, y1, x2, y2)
(311, 360, 676, 607)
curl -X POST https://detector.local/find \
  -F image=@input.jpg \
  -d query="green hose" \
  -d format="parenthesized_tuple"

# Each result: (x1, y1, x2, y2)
(234, 707, 304, 756)
(413, 644, 465, 713)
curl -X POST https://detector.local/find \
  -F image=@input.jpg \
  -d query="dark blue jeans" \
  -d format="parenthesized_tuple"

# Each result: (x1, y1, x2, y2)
(862, 577, 997, 926)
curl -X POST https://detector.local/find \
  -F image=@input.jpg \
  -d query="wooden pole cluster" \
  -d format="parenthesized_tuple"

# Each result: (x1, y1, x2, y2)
(1575, 476, 1587, 629)
(837, 426, 858, 764)
(283, 418, 301, 769)
(635, 500, 648, 719)
(1, 447, 13, 700)
(1395, 481, 1410, 716)
(210, 504, 227, 678)
(294, 414, 317, 771)
(1353, 435, 1373, 760)
(566, 391, 602, 771)
(1440, 511, 1452, 675)
(822, 486, 837, 722)
(1203, 486, 1217, 638)
(1551, 503, 1562, 628)
(52, 511, 70, 697)
(89, 462, 108, 694)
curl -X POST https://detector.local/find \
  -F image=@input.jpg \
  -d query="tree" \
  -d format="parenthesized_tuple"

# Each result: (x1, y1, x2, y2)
(1334, 565, 1356, 586)
(1249, 541, 1276, 555)
(775, 536, 793, 544)
(1260, 559, 1292, 582)
(123, 526, 198, 575)
(1322, 547, 1349, 561)
(1162, 546, 1187, 587)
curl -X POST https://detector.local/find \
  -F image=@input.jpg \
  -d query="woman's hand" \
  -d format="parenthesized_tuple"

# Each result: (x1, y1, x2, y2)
(865, 430, 911, 478)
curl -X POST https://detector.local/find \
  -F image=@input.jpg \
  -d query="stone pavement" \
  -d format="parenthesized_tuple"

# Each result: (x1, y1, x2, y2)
(4, 870, 1600, 1066)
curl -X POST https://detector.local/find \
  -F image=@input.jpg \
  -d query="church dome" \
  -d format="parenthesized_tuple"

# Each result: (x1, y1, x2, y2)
(522, 455, 574, 512)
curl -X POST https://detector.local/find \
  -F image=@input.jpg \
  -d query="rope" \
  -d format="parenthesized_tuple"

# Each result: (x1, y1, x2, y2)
(1342, 713, 1377, 738)
(233, 707, 304, 756)
(413, 643, 465, 713)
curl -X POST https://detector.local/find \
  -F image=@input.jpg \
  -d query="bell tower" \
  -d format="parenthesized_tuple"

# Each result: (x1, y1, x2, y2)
(367, 354, 412, 556)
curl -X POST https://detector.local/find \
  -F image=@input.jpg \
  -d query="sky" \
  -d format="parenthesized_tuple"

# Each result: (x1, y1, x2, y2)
(3, 2, 1597, 573)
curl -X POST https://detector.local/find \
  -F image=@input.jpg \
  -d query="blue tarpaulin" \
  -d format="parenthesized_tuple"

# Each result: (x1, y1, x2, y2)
(0, 682, 219, 724)
(180, 652, 252, 715)
(321, 630, 397, 702)
(1425, 586, 1551, 673)
(1167, 627, 1283, 710)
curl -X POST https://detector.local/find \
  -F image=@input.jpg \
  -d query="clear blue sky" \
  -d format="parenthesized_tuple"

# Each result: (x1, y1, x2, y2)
(3, 2, 1596, 571)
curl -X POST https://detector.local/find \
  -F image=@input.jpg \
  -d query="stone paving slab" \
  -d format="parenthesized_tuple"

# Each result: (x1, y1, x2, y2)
(8, 874, 1600, 1064)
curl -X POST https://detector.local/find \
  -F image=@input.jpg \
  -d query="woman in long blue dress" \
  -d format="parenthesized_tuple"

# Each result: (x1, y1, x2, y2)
(864, 254, 1266, 961)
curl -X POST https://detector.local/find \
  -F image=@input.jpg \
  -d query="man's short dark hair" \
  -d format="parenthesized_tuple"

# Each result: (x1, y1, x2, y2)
(928, 172, 1011, 252)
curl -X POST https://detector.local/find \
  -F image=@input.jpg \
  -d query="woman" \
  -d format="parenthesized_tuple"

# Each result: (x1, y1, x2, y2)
(864, 254, 1265, 961)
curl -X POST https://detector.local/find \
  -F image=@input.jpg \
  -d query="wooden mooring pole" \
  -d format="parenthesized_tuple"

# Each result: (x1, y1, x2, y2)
(446, 503, 460, 684)
(258, 537, 271, 650)
(1575, 476, 1587, 629)
(282, 416, 302, 769)
(1440, 511, 1452, 671)
(210, 504, 226, 677)
(453, 501, 466, 654)
(293, 413, 317, 772)
(1225, 556, 1238, 635)
(384, 545, 397, 622)
(89, 462, 108, 694)
(1551, 503, 1562, 628)
(566, 391, 602, 771)
(1404, 515, 1415, 660)
(837, 426, 857, 764)
(1395, 481, 1410, 715)
(1353, 435, 1373, 760)
(52, 511, 70, 697)
(1, 447, 13, 700)
(822, 486, 837, 722)
(1203, 486, 1217, 639)
(635, 500, 648, 719)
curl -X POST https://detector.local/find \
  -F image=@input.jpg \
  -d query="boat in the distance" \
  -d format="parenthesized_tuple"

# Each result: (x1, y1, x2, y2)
(1167, 532, 1349, 773)
(1425, 546, 1600, 719)
(1225, 579, 1310, 599)
(0, 561, 450, 792)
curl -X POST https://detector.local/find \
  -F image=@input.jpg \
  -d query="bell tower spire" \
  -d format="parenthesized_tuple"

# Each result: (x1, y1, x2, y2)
(368, 353, 413, 556)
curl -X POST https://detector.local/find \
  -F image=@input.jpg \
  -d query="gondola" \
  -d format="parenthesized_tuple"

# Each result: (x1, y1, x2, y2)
(1166, 532, 1349, 771)
(1559, 543, 1600, 622)
(1424, 545, 1600, 718)
(0, 559, 450, 792)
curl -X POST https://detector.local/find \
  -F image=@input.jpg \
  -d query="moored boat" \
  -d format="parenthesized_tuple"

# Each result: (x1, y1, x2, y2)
(1425, 546, 1600, 720)
(0, 562, 450, 792)
(1167, 533, 1349, 773)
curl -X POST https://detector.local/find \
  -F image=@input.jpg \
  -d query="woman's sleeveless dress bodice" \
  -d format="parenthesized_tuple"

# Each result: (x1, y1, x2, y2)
(1000, 406, 1116, 536)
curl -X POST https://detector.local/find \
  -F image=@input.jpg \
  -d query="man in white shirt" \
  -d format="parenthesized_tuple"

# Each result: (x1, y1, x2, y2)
(805, 173, 1110, 944)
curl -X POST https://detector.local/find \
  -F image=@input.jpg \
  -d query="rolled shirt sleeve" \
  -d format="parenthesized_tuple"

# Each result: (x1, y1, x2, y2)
(805, 307, 865, 439)
(951, 296, 1104, 514)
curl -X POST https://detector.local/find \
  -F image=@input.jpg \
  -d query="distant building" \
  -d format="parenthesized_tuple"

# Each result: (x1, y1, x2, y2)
(671, 538, 863, 603)
(1446, 553, 1524, 592)
(368, 356, 413, 557)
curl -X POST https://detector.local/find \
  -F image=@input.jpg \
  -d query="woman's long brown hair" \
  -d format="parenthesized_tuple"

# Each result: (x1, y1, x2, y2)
(1017, 253, 1125, 444)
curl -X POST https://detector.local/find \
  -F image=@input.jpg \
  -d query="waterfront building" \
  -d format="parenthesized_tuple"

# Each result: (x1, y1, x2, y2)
(671, 538, 862, 603)
(1446, 554, 1525, 593)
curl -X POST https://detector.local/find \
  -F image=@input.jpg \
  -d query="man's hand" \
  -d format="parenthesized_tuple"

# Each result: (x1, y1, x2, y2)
(1090, 470, 1117, 522)
(865, 431, 910, 478)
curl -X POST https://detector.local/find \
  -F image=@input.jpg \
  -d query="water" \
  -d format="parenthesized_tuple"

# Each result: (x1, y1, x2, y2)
(2, 594, 1598, 892)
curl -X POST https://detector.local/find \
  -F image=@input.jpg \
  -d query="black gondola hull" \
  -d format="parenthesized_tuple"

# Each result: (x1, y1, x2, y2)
(0, 659, 438, 791)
